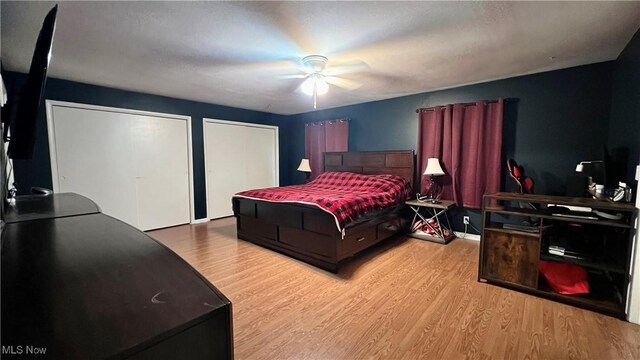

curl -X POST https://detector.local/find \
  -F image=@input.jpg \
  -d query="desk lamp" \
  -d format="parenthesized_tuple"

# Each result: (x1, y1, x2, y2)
(297, 158, 312, 182)
(575, 160, 603, 172)
(575, 160, 605, 198)
(423, 158, 445, 203)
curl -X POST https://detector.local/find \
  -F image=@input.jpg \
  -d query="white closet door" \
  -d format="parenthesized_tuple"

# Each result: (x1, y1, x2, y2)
(51, 106, 139, 226)
(205, 120, 278, 219)
(205, 123, 247, 219)
(48, 101, 192, 230)
(132, 116, 191, 230)
(244, 126, 277, 190)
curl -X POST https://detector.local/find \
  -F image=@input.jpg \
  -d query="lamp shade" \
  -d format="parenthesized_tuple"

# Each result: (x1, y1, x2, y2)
(423, 158, 445, 176)
(297, 158, 311, 172)
(575, 163, 584, 172)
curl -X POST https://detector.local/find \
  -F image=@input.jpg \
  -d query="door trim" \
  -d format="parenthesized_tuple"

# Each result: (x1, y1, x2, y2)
(203, 118, 279, 220)
(627, 164, 640, 323)
(45, 100, 196, 224)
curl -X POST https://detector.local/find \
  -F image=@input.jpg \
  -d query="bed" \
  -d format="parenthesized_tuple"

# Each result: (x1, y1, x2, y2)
(232, 150, 415, 273)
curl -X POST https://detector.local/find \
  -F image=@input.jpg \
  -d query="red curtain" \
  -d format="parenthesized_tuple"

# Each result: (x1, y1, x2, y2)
(417, 98, 503, 208)
(305, 119, 349, 179)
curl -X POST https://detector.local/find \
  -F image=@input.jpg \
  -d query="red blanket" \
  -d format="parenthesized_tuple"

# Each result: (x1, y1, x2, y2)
(234, 172, 412, 232)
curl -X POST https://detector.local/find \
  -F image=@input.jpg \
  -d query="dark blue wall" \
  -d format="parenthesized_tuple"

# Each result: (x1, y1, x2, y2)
(8, 59, 629, 232)
(282, 62, 615, 232)
(4, 72, 285, 220)
(610, 29, 640, 181)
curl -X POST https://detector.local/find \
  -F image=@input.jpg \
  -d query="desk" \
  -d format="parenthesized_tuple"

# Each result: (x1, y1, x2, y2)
(2, 193, 233, 359)
(3, 192, 100, 223)
(406, 199, 456, 244)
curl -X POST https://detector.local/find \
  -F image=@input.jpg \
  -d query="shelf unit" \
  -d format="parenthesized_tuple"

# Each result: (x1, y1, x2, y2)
(479, 192, 637, 319)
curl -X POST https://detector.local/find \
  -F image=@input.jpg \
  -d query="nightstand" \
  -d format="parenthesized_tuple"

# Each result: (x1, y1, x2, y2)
(406, 199, 456, 244)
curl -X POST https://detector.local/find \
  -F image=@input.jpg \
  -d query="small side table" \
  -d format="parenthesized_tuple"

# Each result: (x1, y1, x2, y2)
(406, 199, 456, 244)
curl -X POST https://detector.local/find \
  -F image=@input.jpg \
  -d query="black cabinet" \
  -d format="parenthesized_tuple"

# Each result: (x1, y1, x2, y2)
(1, 193, 233, 359)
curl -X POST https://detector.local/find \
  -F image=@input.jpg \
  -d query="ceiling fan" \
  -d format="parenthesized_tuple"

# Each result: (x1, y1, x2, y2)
(290, 55, 365, 109)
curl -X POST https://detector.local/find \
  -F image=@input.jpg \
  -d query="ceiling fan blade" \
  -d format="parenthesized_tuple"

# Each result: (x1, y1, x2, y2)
(288, 80, 308, 94)
(292, 81, 309, 94)
(324, 59, 369, 76)
(280, 74, 308, 79)
(324, 76, 363, 90)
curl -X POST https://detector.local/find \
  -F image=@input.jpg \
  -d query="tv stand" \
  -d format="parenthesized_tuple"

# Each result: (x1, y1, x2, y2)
(1, 193, 233, 358)
(479, 192, 637, 319)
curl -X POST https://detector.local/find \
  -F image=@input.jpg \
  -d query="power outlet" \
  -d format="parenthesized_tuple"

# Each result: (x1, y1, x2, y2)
(463, 216, 470, 225)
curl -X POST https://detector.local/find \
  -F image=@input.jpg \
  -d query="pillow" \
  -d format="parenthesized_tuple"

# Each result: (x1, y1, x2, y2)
(538, 260, 589, 295)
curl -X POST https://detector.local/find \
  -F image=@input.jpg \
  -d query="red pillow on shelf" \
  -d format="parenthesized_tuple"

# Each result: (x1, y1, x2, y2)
(539, 260, 590, 295)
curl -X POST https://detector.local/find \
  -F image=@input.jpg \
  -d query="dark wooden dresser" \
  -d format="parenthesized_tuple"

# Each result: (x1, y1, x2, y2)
(1, 193, 233, 359)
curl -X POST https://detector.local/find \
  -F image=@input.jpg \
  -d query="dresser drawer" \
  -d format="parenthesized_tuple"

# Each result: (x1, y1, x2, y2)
(377, 218, 404, 239)
(342, 226, 377, 256)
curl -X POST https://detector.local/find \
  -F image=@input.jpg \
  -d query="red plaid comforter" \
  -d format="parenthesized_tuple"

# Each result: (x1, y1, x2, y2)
(234, 172, 412, 231)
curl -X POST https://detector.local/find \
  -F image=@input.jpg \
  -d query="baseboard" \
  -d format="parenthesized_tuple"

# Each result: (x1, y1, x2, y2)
(191, 218, 210, 225)
(454, 232, 480, 242)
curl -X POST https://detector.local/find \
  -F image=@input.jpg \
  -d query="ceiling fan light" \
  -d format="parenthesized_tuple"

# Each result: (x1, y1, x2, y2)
(301, 74, 329, 96)
(315, 77, 329, 95)
(301, 76, 316, 95)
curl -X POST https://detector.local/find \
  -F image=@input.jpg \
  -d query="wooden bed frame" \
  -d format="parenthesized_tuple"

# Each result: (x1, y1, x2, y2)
(232, 150, 415, 273)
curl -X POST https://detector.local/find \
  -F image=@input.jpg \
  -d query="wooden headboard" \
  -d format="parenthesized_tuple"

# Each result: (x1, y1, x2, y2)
(323, 150, 415, 190)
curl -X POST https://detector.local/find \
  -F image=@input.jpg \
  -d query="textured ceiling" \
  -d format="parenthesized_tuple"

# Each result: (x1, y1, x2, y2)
(2, 1, 639, 115)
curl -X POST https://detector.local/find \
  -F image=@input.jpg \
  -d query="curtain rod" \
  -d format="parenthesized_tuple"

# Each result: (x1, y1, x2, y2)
(415, 98, 516, 113)
(305, 118, 350, 126)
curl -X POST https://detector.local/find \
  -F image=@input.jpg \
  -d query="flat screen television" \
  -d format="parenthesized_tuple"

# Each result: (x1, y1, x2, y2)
(3, 4, 58, 160)
(1, 5, 57, 222)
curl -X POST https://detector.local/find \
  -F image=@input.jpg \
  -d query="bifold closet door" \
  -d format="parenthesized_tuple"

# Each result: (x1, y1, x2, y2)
(131, 116, 191, 230)
(47, 102, 192, 231)
(205, 120, 278, 219)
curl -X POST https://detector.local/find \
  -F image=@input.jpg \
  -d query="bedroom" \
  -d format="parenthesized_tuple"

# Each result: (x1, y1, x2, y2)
(2, 1, 640, 359)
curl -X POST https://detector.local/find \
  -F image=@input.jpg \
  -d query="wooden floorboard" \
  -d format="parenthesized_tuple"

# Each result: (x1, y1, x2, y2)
(148, 217, 640, 359)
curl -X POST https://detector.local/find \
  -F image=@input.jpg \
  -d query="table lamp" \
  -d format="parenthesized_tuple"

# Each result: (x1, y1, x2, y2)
(297, 158, 312, 182)
(423, 158, 445, 203)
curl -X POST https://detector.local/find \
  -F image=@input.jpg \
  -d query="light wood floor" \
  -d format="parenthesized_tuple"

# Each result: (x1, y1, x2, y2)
(149, 218, 640, 359)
